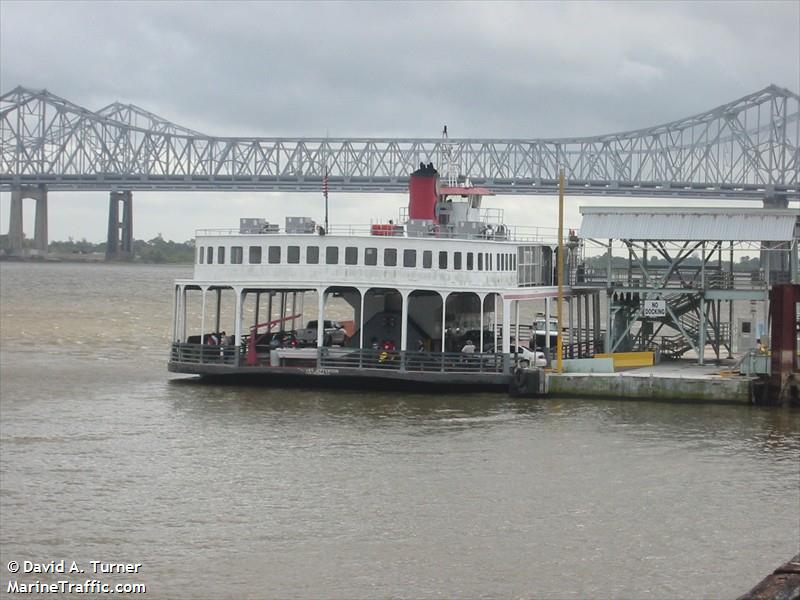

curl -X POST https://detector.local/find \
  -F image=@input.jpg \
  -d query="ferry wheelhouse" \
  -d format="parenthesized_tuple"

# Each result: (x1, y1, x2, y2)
(168, 163, 586, 387)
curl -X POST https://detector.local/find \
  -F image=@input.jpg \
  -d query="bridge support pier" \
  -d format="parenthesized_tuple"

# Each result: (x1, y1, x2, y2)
(7, 185, 48, 255)
(106, 191, 133, 260)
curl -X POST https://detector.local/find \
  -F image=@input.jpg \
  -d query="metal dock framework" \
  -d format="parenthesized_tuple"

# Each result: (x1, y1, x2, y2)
(575, 206, 799, 365)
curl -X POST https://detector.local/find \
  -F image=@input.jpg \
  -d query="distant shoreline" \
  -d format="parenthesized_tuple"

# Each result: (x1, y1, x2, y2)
(0, 254, 192, 265)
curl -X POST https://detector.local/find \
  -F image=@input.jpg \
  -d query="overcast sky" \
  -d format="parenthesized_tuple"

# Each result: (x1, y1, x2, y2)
(1, 0, 798, 243)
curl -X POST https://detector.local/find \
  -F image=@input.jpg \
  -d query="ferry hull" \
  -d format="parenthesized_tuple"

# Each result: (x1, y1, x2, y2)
(168, 360, 510, 389)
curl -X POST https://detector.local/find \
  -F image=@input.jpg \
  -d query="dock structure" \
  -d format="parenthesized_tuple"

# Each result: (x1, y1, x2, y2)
(545, 361, 755, 404)
(576, 207, 799, 366)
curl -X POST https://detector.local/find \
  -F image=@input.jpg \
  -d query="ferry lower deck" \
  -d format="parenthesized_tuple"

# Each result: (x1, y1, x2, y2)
(168, 284, 603, 388)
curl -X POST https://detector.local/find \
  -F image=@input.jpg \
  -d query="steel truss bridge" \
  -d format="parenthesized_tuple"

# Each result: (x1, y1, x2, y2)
(1, 84, 799, 199)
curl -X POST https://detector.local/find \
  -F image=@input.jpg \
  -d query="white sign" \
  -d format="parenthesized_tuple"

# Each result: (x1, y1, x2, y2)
(643, 300, 666, 318)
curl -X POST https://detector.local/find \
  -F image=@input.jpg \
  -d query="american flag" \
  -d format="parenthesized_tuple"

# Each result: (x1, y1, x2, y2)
(323, 168, 329, 200)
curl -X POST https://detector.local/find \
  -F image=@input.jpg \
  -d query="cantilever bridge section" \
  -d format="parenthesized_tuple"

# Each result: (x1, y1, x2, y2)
(1, 84, 798, 199)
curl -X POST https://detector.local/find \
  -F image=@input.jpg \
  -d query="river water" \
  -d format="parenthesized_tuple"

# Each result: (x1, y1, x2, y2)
(0, 262, 798, 599)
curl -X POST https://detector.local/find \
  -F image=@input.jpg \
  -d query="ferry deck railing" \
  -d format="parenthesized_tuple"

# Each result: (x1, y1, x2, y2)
(195, 223, 560, 244)
(171, 343, 239, 365)
(169, 343, 512, 374)
(318, 348, 509, 374)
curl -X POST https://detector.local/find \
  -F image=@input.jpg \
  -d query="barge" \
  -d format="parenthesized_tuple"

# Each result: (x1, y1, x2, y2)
(168, 160, 601, 389)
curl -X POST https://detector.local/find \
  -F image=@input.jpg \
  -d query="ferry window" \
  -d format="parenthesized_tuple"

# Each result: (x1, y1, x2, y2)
(345, 246, 358, 265)
(454, 252, 462, 270)
(268, 246, 281, 264)
(466, 253, 474, 271)
(217, 246, 225, 264)
(403, 249, 416, 268)
(248, 246, 262, 264)
(512, 254, 516, 270)
(384, 248, 397, 267)
(287, 246, 300, 264)
(207, 247, 214, 264)
(199, 246, 204, 264)
(326, 246, 339, 264)
(478, 253, 483, 270)
(488, 253, 492, 271)
(306, 246, 319, 264)
(439, 251, 448, 269)
(231, 246, 244, 264)
(423, 250, 432, 269)
(365, 247, 378, 266)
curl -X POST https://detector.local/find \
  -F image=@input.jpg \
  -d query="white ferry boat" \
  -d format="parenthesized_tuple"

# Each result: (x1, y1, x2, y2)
(168, 162, 595, 389)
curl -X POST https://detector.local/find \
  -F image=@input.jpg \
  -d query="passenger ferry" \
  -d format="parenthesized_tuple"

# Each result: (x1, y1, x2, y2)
(168, 160, 597, 388)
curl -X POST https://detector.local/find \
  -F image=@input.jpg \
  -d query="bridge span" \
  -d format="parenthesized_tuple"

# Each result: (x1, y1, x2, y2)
(1, 84, 798, 257)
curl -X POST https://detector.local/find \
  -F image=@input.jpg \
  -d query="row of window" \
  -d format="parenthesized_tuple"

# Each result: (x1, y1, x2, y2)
(198, 245, 518, 272)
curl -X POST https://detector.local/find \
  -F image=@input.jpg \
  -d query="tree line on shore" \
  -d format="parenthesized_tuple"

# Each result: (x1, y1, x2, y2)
(1, 233, 195, 263)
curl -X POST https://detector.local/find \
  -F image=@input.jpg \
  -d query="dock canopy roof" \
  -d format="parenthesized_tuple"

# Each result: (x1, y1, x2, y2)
(578, 206, 799, 241)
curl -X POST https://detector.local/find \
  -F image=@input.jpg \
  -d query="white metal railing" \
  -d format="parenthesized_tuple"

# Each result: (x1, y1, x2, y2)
(196, 223, 564, 244)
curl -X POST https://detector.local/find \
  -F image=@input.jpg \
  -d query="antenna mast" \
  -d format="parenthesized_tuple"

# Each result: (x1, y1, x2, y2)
(439, 124, 460, 187)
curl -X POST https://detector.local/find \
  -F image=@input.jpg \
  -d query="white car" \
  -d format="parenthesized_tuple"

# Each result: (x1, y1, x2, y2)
(486, 345, 547, 368)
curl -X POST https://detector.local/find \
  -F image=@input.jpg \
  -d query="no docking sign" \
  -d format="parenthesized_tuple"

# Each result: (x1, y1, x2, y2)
(643, 300, 666, 318)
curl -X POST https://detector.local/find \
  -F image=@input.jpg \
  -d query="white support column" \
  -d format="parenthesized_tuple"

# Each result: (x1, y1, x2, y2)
(279, 292, 286, 332)
(317, 288, 326, 348)
(358, 288, 366, 349)
(440, 292, 448, 352)
(172, 286, 179, 342)
(545, 297, 551, 352)
(400, 290, 409, 351)
(234, 287, 244, 346)
(181, 286, 188, 343)
(478, 293, 485, 353)
(290, 292, 297, 330)
(214, 288, 221, 334)
(514, 300, 520, 347)
(502, 297, 512, 354)
(200, 287, 207, 344)
(267, 292, 273, 331)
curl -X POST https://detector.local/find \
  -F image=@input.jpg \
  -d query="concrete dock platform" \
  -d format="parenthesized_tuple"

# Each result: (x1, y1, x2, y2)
(546, 360, 757, 404)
